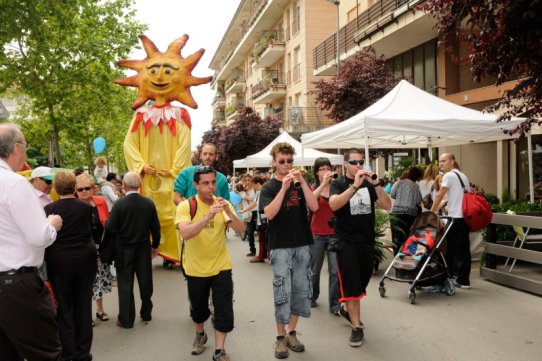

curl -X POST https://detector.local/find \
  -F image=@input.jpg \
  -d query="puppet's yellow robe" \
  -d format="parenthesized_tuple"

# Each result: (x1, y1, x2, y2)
(124, 105, 191, 262)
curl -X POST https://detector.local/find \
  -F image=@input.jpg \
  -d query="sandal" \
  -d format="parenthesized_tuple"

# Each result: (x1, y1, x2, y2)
(250, 257, 265, 263)
(96, 312, 109, 321)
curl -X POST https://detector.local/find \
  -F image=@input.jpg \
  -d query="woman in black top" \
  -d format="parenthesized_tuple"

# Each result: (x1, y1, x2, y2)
(44, 171, 96, 361)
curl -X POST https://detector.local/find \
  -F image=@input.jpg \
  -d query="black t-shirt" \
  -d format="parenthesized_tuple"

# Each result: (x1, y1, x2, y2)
(330, 176, 378, 243)
(44, 198, 97, 274)
(259, 177, 313, 250)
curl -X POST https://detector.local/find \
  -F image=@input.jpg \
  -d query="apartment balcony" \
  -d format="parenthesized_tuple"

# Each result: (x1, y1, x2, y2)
(225, 100, 245, 121)
(251, 70, 286, 104)
(312, 0, 432, 76)
(211, 93, 226, 111)
(277, 107, 336, 135)
(212, 110, 226, 125)
(252, 30, 286, 69)
(225, 69, 246, 95)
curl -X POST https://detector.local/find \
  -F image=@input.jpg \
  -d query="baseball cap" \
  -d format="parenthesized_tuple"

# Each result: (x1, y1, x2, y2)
(31, 166, 54, 181)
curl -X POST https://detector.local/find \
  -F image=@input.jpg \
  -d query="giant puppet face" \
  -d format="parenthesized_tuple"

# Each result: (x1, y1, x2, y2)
(115, 34, 213, 110)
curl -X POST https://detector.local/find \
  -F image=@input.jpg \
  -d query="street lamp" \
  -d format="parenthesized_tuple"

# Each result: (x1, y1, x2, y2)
(326, 0, 340, 75)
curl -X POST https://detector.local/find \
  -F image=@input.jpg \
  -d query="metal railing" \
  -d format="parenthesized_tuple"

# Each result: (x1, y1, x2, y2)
(273, 107, 336, 134)
(482, 212, 542, 296)
(313, 0, 406, 70)
(225, 69, 246, 91)
(250, 71, 286, 100)
(252, 29, 286, 59)
(225, 100, 245, 116)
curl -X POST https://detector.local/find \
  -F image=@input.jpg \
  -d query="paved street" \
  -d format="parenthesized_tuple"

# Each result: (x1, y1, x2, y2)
(92, 231, 542, 361)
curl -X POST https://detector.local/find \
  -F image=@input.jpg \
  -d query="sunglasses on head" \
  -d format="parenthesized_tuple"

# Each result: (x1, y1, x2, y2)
(40, 178, 52, 185)
(347, 159, 365, 166)
(277, 158, 294, 165)
(76, 186, 92, 192)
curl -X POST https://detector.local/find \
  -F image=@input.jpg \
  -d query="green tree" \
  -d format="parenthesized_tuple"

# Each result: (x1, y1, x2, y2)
(0, 0, 145, 166)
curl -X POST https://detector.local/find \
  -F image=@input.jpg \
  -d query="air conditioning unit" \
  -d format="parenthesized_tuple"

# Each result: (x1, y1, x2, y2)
(288, 107, 304, 125)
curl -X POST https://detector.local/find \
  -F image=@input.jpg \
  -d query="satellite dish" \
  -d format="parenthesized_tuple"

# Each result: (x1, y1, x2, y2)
(289, 107, 303, 125)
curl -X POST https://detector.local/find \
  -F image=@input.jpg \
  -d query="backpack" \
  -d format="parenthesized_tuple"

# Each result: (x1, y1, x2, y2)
(179, 196, 198, 279)
(453, 172, 493, 232)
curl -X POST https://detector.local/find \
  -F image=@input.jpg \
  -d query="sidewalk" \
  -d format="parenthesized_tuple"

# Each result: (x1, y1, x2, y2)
(91, 231, 542, 361)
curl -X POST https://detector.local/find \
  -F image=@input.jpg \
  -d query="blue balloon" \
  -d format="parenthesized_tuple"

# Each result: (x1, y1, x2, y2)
(93, 137, 106, 154)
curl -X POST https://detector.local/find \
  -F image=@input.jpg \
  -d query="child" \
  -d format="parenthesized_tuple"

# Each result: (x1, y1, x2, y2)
(94, 156, 107, 184)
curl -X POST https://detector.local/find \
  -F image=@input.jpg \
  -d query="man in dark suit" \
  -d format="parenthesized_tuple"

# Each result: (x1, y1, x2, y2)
(106, 171, 161, 328)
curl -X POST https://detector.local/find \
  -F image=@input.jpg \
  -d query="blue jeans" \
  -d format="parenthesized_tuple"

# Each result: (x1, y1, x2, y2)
(309, 235, 340, 312)
(270, 246, 312, 324)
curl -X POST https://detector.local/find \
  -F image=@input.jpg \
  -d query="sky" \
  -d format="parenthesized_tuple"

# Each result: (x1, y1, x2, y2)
(132, 0, 241, 150)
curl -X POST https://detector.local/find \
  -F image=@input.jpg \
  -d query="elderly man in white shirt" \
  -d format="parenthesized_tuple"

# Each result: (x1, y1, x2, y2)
(0, 123, 63, 361)
(30, 166, 54, 207)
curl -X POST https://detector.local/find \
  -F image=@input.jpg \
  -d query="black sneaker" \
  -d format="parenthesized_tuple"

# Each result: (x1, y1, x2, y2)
(349, 327, 364, 347)
(335, 306, 365, 328)
(310, 300, 317, 308)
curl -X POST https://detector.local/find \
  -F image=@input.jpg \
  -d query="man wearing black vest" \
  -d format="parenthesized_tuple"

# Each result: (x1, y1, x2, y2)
(106, 171, 161, 328)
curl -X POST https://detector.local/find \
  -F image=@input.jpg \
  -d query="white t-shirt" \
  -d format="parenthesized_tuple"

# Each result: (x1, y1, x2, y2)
(418, 179, 435, 199)
(441, 170, 469, 218)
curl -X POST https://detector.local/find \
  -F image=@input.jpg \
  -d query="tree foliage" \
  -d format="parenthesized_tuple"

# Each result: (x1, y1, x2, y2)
(422, 0, 542, 135)
(0, 0, 145, 167)
(200, 107, 281, 175)
(310, 47, 397, 122)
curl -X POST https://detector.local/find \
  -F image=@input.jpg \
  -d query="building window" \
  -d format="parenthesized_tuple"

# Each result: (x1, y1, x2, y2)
(387, 39, 438, 93)
(293, 0, 301, 34)
(518, 135, 542, 201)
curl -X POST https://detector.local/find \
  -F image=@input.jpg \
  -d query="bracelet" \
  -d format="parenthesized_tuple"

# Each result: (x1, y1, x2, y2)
(350, 185, 359, 192)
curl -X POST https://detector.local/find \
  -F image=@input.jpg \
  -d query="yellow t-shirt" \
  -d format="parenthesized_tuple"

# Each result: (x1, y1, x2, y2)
(175, 196, 233, 277)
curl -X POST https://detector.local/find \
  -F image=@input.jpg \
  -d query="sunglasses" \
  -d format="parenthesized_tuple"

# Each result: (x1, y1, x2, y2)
(40, 178, 53, 185)
(347, 159, 365, 166)
(76, 186, 92, 192)
(277, 158, 294, 165)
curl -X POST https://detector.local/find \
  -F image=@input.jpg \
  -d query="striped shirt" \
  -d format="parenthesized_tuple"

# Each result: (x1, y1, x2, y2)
(0, 159, 57, 272)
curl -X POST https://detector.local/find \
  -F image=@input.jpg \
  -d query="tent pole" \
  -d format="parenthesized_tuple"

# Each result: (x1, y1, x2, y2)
(528, 133, 534, 203)
(365, 137, 369, 168)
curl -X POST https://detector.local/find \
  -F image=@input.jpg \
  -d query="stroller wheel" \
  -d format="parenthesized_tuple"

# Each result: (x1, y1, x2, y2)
(379, 286, 386, 298)
(444, 279, 456, 296)
(409, 291, 416, 304)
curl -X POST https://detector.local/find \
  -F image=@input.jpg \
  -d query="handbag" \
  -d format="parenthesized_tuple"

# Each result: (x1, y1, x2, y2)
(422, 192, 433, 210)
(328, 235, 343, 252)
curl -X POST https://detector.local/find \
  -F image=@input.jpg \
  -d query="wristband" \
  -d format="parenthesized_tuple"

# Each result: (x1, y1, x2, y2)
(350, 185, 359, 192)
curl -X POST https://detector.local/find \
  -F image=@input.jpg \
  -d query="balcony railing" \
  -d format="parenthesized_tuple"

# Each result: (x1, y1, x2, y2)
(276, 107, 336, 134)
(250, 70, 286, 100)
(252, 30, 285, 59)
(213, 111, 225, 124)
(225, 100, 245, 117)
(313, 0, 407, 70)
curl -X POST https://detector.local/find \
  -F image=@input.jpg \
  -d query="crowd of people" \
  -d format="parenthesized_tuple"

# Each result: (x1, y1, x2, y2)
(0, 122, 474, 361)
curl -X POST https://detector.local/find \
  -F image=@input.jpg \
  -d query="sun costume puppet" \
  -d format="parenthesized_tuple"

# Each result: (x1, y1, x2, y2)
(115, 34, 212, 264)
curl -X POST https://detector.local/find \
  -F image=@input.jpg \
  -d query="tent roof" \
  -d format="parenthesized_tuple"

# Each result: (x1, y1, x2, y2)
(233, 132, 343, 168)
(301, 80, 522, 149)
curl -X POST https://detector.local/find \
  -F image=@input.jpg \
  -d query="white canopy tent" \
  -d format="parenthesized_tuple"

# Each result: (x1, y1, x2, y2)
(300, 80, 532, 200)
(233, 132, 343, 171)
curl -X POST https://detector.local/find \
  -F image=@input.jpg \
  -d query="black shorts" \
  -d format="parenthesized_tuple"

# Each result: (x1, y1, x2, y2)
(186, 270, 234, 333)
(337, 241, 374, 301)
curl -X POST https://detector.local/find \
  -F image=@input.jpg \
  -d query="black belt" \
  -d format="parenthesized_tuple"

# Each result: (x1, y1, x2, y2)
(0, 266, 37, 276)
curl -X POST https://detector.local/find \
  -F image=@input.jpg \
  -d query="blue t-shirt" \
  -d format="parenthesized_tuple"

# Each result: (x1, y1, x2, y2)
(173, 165, 230, 200)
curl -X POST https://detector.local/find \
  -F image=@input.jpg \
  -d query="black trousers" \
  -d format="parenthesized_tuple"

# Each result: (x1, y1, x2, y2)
(0, 272, 61, 361)
(116, 242, 153, 327)
(187, 270, 234, 333)
(246, 212, 257, 254)
(48, 271, 95, 361)
(445, 218, 471, 285)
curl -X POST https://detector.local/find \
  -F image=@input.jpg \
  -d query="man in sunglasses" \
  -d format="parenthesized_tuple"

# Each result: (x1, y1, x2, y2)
(0, 123, 63, 361)
(176, 166, 245, 361)
(30, 166, 54, 207)
(259, 142, 318, 359)
(329, 148, 391, 348)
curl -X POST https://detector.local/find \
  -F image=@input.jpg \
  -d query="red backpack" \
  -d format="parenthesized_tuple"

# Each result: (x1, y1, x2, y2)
(454, 172, 493, 232)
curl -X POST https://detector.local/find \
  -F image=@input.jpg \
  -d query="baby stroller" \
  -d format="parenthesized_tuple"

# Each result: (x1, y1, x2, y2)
(378, 212, 455, 304)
